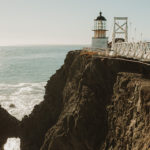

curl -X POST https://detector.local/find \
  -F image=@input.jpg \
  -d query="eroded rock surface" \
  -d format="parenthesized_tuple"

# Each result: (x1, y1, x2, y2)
(101, 73, 150, 150)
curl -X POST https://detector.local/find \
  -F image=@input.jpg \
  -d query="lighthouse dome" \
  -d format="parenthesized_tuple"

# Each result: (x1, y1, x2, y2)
(95, 12, 106, 21)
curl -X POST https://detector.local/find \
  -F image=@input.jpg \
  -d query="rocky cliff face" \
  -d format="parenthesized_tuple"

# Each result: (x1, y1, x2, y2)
(0, 50, 150, 150)
(0, 106, 20, 150)
(101, 73, 150, 150)
(20, 50, 150, 150)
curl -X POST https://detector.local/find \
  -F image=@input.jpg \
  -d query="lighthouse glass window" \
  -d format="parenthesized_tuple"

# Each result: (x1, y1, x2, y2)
(94, 20, 106, 30)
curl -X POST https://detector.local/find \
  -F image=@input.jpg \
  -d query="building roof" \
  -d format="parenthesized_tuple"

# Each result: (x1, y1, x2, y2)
(95, 12, 106, 21)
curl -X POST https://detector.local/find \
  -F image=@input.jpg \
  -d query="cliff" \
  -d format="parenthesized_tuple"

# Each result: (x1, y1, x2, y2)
(0, 50, 150, 150)
(20, 50, 150, 150)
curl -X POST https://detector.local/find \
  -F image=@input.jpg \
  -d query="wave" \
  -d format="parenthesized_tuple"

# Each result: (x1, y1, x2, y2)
(0, 82, 46, 121)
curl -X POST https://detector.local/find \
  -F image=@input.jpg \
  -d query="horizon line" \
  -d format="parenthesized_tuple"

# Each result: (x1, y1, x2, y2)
(0, 43, 91, 47)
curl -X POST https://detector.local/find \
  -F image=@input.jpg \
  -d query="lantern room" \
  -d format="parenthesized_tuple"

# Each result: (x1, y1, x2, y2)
(93, 12, 107, 38)
(92, 11, 108, 49)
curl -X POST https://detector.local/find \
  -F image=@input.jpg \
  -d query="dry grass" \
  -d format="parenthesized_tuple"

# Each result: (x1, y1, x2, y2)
(80, 51, 98, 57)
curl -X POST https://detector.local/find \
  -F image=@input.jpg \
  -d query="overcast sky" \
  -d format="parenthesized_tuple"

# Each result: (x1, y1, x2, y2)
(0, 0, 149, 45)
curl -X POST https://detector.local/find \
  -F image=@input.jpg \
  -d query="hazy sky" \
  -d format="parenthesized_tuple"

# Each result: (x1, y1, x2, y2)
(0, 0, 149, 45)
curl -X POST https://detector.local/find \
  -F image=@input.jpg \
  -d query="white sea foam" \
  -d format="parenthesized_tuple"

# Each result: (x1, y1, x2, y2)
(1, 82, 46, 150)
(0, 82, 46, 121)
(4, 138, 20, 150)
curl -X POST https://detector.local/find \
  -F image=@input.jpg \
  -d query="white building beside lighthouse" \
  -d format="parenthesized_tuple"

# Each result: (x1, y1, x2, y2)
(92, 12, 108, 49)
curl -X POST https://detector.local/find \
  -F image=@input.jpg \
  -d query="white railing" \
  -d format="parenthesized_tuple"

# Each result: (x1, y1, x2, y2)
(83, 42, 150, 61)
(112, 42, 150, 61)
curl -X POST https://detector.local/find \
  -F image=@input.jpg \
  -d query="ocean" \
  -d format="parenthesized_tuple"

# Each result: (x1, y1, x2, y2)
(0, 45, 84, 150)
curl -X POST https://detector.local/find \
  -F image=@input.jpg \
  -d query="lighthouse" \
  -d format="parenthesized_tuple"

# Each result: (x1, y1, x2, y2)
(92, 12, 108, 49)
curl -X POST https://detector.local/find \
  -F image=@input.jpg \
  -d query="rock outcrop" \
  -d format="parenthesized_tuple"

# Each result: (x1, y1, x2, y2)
(1, 50, 150, 150)
(0, 106, 20, 150)
(20, 50, 150, 150)
(101, 73, 150, 150)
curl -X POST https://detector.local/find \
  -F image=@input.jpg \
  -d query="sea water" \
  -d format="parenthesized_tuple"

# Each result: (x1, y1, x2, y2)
(0, 45, 83, 150)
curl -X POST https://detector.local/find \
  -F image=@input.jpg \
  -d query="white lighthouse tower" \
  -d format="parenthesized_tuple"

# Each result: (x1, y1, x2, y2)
(92, 12, 108, 49)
